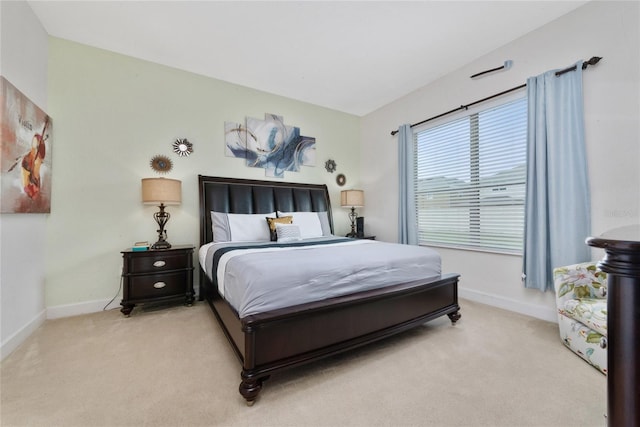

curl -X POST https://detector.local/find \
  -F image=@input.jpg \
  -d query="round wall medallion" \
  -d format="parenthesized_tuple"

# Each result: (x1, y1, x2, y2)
(173, 138, 193, 157)
(150, 155, 173, 173)
(324, 159, 337, 173)
(336, 173, 346, 186)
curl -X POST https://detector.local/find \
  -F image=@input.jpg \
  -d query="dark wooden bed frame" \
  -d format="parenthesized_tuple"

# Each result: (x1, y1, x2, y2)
(198, 175, 461, 405)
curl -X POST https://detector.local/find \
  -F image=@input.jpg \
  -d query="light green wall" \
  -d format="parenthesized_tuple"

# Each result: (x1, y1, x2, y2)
(46, 38, 360, 307)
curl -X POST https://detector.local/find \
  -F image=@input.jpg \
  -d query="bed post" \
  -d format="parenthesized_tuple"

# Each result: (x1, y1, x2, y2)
(239, 373, 265, 406)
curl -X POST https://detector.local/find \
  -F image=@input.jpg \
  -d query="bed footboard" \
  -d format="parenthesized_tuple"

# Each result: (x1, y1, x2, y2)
(201, 271, 460, 404)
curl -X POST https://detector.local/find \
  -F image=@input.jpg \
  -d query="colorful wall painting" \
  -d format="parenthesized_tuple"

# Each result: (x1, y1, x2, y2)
(1, 76, 53, 213)
(225, 113, 315, 178)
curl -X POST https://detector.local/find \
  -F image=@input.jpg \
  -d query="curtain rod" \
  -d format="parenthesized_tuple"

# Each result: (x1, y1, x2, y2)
(390, 56, 602, 136)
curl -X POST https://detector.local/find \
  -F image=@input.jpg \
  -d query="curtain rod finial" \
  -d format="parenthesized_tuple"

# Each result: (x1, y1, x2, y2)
(583, 56, 603, 69)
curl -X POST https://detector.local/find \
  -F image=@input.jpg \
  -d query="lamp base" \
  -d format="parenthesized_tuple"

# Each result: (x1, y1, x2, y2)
(151, 240, 172, 250)
(347, 207, 358, 238)
(151, 203, 172, 250)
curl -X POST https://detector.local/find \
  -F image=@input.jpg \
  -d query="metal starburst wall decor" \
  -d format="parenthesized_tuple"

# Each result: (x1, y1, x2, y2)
(172, 138, 193, 157)
(150, 154, 173, 174)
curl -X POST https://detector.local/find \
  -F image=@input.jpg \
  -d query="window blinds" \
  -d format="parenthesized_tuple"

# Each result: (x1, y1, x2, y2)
(414, 97, 527, 253)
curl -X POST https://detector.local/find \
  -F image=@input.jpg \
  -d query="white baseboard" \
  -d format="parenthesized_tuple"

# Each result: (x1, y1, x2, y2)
(46, 298, 120, 319)
(1, 309, 46, 361)
(2, 288, 553, 360)
(459, 286, 557, 323)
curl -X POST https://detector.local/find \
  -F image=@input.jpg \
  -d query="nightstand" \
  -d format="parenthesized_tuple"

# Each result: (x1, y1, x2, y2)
(120, 244, 194, 315)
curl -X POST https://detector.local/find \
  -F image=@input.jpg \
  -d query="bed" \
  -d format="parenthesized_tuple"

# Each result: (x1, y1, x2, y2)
(198, 175, 461, 405)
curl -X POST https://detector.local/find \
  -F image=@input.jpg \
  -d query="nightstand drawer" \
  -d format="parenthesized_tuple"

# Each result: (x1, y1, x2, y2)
(127, 253, 187, 273)
(127, 271, 188, 300)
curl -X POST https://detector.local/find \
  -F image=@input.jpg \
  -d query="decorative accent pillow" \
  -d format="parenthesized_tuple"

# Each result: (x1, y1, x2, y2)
(276, 224, 302, 243)
(266, 216, 293, 241)
(211, 212, 275, 242)
(277, 211, 325, 239)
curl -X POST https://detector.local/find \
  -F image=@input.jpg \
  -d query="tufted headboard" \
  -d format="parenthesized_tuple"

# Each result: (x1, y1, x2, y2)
(198, 175, 334, 247)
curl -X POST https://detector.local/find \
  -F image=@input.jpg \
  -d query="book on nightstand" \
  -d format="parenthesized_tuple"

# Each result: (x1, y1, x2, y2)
(132, 241, 150, 251)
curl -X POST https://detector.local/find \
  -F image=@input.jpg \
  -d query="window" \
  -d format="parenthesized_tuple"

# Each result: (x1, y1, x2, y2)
(414, 97, 527, 253)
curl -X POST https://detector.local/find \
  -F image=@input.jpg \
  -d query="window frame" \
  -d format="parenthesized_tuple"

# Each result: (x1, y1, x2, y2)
(412, 93, 527, 255)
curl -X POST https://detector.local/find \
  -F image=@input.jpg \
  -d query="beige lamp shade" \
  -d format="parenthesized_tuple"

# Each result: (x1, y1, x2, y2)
(340, 189, 364, 208)
(141, 178, 182, 205)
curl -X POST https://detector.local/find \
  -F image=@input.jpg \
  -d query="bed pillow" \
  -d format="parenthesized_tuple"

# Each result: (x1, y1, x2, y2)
(266, 216, 293, 241)
(211, 212, 231, 242)
(276, 224, 302, 243)
(211, 212, 276, 242)
(278, 211, 330, 238)
(317, 211, 332, 236)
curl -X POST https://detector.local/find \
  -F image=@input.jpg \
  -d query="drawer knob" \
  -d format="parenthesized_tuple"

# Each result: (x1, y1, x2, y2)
(153, 281, 167, 289)
(153, 260, 166, 267)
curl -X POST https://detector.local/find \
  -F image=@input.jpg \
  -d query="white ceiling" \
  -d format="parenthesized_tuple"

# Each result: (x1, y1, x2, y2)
(28, 1, 588, 116)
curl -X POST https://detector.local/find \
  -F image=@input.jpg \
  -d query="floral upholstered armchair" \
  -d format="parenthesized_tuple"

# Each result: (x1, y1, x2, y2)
(553, 262, 607, 374)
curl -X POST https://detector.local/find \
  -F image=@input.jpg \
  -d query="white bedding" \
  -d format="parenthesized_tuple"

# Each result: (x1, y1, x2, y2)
(199, 237, 441, 318)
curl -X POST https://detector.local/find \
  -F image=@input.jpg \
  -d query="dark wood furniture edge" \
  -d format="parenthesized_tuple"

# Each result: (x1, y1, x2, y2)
(587, 236, 640, 426)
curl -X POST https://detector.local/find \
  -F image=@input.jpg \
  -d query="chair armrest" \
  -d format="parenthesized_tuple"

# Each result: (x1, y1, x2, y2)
(553, 262, 607, 307)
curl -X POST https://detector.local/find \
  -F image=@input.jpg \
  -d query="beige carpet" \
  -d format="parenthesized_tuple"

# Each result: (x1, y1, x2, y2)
(1, 299, 606, 427)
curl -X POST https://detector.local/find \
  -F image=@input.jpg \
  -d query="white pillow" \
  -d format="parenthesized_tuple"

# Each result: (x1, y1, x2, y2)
(317, 211, 332, 236)
(211, 212, 231, 243)
(278, 211, 323, 239)
(276, 224, 302, 243)
(211, 212, 275, 242)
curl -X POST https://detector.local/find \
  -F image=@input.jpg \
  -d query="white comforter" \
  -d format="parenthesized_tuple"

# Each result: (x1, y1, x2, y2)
(199, 237, 441, 318)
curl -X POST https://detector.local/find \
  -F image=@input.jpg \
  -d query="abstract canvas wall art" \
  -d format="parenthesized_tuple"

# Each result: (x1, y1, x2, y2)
(225, 113, 315, 178)
(1, 76, 53, 213)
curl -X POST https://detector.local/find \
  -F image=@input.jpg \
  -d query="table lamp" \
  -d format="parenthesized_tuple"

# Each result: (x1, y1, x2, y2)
(141, 177, 182, 249)
(341, 189, 364, 238)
